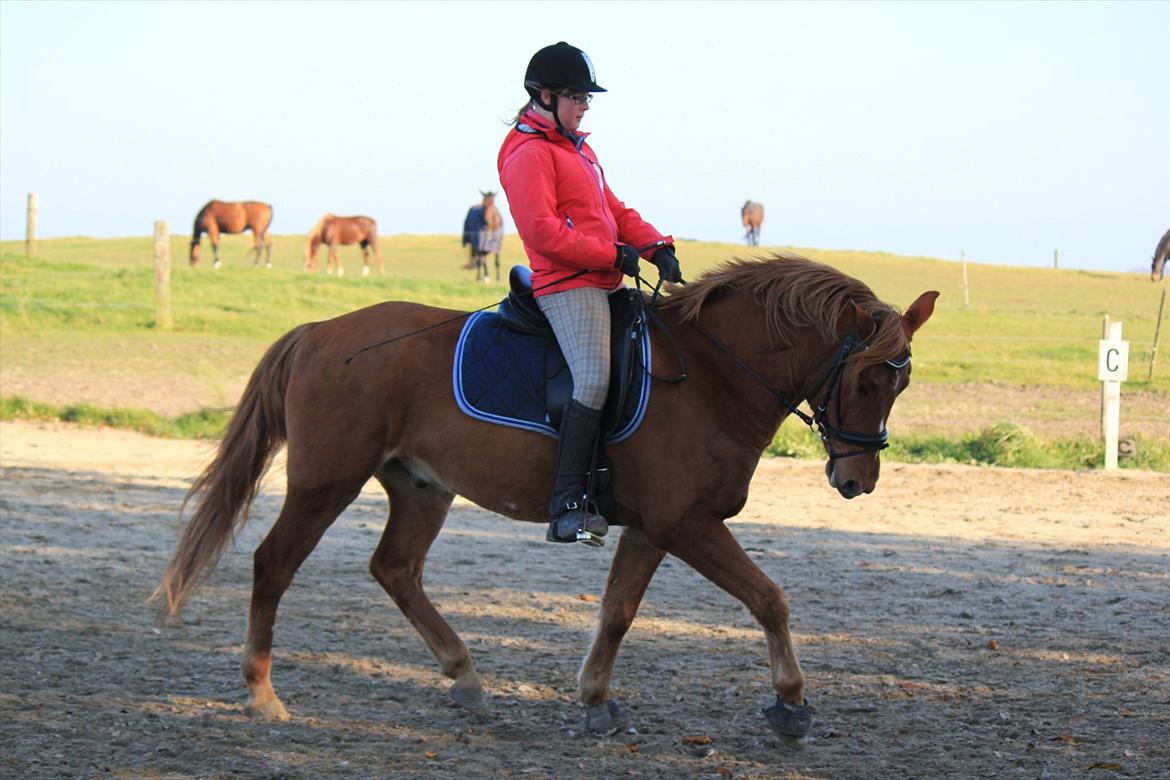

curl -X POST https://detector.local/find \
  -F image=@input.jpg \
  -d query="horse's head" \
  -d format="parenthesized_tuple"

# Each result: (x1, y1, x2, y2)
(481, 190, 497, 207)
(819, 291, 938, 499)
(189, 240, 201, 266)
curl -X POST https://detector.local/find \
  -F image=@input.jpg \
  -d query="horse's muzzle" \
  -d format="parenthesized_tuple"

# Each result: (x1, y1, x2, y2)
(826, 461, 870, 499)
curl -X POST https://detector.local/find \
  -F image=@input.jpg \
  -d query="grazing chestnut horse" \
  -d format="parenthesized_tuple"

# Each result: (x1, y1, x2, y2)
(1151, 228, 1169, 282)
(190, 200, 274, 268)
(153, 255, 937, 742)
(305, 214, 384, 277)
(742, 200, 765, 246)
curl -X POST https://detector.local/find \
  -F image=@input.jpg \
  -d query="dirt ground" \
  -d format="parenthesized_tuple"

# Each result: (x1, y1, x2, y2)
(1, 420, 1167, 779)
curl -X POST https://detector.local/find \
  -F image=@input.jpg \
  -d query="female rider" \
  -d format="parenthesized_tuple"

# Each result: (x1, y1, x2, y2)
(497, 41, 683, 546)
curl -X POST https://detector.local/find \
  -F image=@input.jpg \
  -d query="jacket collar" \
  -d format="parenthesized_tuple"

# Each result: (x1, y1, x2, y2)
(517, 109, 590, 149)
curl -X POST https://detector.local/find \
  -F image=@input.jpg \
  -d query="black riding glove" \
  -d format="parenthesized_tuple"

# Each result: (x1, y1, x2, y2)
(650, 246, 683, 283)
(615, 244, 641, 278)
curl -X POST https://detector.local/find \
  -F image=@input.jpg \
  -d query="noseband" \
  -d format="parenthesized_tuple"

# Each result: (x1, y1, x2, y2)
(692, 324, 906, 461)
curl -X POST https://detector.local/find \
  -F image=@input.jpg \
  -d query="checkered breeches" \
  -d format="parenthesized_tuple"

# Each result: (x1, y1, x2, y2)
(537, 286, 613, 410)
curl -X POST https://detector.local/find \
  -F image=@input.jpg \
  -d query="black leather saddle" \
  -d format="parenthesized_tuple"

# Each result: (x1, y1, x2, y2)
(496, 266, 648, 436)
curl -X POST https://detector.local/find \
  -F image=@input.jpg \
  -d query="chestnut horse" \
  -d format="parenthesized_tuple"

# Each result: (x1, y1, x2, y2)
(190, 200, 274, 268)
(153, 255, 937, 742)
(305, 214, 384, 277)
(1151, 228, 1169, 282)
(742, 200, 765, 246)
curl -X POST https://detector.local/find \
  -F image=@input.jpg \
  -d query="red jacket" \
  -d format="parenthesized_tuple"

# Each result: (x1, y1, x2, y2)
(497, 110, 672, 296)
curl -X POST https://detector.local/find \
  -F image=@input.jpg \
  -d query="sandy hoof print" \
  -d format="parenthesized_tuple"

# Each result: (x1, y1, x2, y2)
(585, 700, 629, 735)
(763, 697, 811, 743)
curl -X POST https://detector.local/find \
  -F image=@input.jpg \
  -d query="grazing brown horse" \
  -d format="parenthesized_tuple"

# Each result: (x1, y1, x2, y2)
(190, 200, 274, 268)
(1151, 228, 1169, 282)
(153, 254, 937, 742)
(742, 200, 765, 246)
(305, 214, 384, 277)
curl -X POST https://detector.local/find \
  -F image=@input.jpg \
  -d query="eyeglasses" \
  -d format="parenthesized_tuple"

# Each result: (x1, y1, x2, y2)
(559, 92, 592, 105)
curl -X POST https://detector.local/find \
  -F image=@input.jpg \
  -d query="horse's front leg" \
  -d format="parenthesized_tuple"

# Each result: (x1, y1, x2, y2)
(653, 516, 811, 742)
(580, 527, 665, 734)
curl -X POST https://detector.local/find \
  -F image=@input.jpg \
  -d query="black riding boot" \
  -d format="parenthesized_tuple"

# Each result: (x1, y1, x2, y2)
(547, 400, 608, 547)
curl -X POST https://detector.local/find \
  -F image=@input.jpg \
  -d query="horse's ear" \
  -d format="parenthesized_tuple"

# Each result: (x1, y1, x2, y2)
(902, 291, 940, 339)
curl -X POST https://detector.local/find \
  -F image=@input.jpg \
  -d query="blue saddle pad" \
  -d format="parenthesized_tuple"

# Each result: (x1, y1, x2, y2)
(452, 310, 650, 443)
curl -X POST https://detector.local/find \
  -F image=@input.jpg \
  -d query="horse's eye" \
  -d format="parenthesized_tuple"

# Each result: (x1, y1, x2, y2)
(857, 380, 875, 397)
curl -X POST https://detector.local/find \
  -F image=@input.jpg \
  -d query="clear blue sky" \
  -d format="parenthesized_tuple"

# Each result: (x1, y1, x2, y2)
(1, 0, 1167, 272)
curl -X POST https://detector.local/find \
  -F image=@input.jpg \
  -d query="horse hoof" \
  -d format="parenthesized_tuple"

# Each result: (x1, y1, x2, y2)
(212, 261, 221, 270)
(246, 696, 290, 721)
(585, 700, 629, 735)
(763, 697, 811, 743)
(361, 267, 370, 277)
(449, 681, 489, 716)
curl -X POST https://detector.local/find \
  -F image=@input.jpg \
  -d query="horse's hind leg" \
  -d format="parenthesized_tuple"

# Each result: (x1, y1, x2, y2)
(242, 481, 363, 719)
(579, 527, 665, 733)
(369, 461, 487, 713)
(360, 241, 371, 277)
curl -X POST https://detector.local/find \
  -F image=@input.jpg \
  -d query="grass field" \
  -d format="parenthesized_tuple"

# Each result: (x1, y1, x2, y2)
(2, 234, 1167, 470)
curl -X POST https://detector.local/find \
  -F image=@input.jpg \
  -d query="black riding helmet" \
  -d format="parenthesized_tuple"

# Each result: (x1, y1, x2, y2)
(524, 42, 605, 127)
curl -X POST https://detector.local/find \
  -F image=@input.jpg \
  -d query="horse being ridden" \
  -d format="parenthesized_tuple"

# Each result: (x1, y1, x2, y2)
(305, 214, 384, 277)
(153, 254, 937, 742)
(742, 200, 764, 246)
(190, 200, 274, 268)
(462, 191, 504, 282)
(1152, 228, 1169, 282)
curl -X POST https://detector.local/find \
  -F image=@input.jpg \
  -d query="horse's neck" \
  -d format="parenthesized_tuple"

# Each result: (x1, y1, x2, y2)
(672, 298, 834, 428)
(484, 205, 501, 229)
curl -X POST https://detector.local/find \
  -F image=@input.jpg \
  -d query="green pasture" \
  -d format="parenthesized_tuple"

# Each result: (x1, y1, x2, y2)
(1, 234, 1167, 470)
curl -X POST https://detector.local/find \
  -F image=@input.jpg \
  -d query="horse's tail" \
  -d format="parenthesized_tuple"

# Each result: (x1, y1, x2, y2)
(151, 323, 313, 616)
(261, 202, 274, 241)
(192, 201, 212, 243)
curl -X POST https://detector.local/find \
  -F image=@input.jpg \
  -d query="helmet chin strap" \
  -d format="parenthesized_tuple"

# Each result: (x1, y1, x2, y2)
(532, 90, 565, 130)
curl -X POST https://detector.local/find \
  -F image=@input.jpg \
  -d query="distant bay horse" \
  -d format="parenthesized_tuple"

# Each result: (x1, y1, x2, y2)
(153, 254, 938, 744)
(190, 200, 274, 268)
(462, 191, 504, 282)
(1152, 228, 1169, 282)
(305, 214, 384, 277)
(742, 200, 764, 246)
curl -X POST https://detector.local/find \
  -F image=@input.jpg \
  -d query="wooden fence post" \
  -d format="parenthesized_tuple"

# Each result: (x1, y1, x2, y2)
(961, 249, 969, 308)
(154, 220, 173, 331)
(26, 193, 38, 258)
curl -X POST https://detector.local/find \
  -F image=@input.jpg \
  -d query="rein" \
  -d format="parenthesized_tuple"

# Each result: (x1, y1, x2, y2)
(689, 318, 895, 461)
(637, 274, 897, 460)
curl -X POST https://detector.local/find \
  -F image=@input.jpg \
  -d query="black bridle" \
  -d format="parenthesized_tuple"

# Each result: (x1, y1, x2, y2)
(691, 320, 905, 461)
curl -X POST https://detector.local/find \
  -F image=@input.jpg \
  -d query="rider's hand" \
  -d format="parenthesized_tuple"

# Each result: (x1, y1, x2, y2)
(650, 246, 683, 283)
(615, 244, 641, 278)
